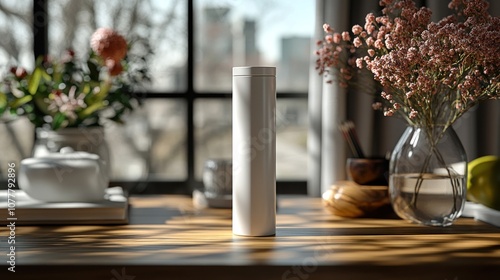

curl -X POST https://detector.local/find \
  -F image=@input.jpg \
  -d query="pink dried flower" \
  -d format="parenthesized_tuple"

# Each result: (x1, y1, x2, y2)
(374, 39, 384, 49)
(366, 37, 375, 47)
(365, 24, 376, 35)
(333, 33, 342, 44)
(323, 24, 332, 33)
(325, 35, 334, 43)
(353, 37, 362, 48)
(342, 32, 351, 41)
(365, 13, 376, 24)
(409, 109, 418, 119)
(352, 25, 363, 35)
(384, 109, 394, 117)
(381, 91, 392, 100)
(316, 0, 499, 127)
(356, 58, 364, 69)
(372, 102, 383, 110)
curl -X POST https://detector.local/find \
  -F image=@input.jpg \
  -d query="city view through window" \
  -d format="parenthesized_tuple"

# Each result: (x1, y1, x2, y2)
(0, 0, 314, 185)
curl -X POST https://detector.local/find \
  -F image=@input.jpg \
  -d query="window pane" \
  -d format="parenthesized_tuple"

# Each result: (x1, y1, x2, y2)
(194, 98, 307, 180)
(195, 0, 314, 92)
(0, 1, 33, 178)
(0, 118, 34, 180)
(106, 99, 187, 180)
(48, 0, 187, 92)
(0, 1, 33, 70)
(194, 99, 231, 179)
(276, 99, 308, 180)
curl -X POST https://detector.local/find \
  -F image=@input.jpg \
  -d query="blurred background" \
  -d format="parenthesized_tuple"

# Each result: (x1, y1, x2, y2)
(0, 0, 313, 191)
(3, 0, 497, 194)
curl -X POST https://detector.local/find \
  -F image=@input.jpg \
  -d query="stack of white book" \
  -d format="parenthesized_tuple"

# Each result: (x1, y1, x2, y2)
(0, 186, 128, 225)
(462, 201, 500, 227)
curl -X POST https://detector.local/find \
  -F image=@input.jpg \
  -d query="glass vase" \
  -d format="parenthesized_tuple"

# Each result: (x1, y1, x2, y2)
(389, 125, 467, 227)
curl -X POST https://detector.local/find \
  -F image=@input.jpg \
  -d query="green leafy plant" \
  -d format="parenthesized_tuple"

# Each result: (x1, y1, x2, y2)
(0, 28, 150, 130)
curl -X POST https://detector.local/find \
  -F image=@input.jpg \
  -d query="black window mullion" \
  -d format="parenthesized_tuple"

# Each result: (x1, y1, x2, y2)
(32, 0, 48, 145)
(33, 0, 48, 59)
(186, 0, 196, 190)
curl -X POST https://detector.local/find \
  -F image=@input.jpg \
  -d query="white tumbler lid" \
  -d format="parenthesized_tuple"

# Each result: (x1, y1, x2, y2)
(233, 66, 276, 76)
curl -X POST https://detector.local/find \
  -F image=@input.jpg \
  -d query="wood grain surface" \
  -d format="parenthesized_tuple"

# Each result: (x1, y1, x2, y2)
(1, 195, 499, 279)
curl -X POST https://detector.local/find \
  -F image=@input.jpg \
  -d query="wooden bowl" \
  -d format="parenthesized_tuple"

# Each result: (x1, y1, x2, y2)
(322, 181, 390, 218)
(346, 157, 389, 185)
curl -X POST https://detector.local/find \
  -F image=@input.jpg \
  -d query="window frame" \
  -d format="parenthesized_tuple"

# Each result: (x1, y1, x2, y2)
(33, 0, 307, 194)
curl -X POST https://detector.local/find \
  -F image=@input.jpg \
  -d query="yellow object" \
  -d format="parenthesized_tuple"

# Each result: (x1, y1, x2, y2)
(467, 155, 500, 211)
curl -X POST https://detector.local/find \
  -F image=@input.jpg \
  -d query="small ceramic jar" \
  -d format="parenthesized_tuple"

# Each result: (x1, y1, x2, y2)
(202, 159, 232, 199)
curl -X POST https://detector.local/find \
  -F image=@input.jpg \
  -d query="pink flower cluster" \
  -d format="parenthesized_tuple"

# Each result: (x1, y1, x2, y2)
(315, 24, 357, 87)
(90, 28, 128, 76)
(47, 86, 87, 121)
(316, 0, 499, 127)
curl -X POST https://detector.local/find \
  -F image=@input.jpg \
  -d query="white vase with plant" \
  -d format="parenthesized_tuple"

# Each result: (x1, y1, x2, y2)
(1, 27, 150, 171)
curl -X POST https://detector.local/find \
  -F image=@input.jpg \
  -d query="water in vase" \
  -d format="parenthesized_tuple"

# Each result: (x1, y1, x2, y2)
(390, 173, 466, 226)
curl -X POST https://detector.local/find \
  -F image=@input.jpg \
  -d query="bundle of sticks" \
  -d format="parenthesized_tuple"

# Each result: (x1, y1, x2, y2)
(339, 120, 365, 158)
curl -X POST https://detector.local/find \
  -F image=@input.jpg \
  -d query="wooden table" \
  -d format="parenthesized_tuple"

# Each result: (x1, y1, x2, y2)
(2, 195, 500, 279)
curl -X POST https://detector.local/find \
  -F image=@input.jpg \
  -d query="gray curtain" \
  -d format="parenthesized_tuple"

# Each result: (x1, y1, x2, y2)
(308, 0, 500, 196)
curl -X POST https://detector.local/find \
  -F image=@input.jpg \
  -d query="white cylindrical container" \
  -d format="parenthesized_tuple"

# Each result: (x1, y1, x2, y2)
(232, 66, 276, 237)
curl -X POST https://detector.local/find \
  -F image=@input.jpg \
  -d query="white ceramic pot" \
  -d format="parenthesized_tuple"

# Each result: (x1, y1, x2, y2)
(19, 149, 109, 202)
(33, 127, 110, 175)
